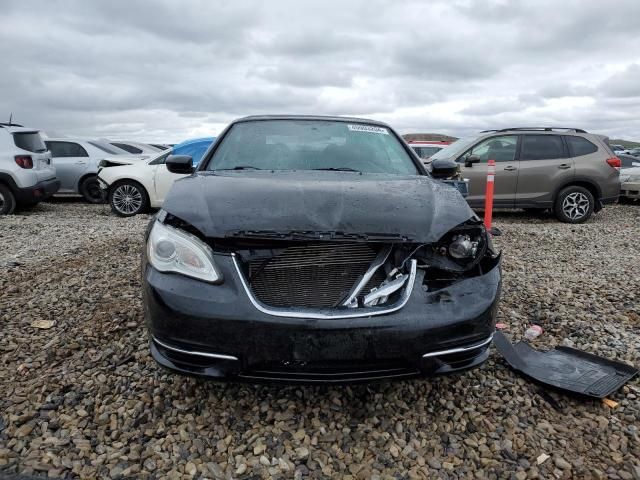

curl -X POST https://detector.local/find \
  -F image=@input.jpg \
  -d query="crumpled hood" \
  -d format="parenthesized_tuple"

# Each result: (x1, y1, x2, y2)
(101, 155, 149, 165)
(161, 171, 476, 243)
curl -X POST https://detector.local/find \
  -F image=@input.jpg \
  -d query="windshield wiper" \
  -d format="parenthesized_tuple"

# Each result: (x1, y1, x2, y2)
(215, 166, 263, 171)
(312, 167, 361, 173)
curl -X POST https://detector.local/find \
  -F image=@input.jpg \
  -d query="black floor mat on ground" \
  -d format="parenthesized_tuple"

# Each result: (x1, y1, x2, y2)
(493, 331, 638, 398)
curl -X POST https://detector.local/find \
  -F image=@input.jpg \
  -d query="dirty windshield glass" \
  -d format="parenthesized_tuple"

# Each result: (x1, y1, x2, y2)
(207, 120, 419, 175)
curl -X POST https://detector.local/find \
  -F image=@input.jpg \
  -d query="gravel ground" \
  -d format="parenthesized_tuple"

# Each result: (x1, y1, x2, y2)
(0, 200, 638, 480)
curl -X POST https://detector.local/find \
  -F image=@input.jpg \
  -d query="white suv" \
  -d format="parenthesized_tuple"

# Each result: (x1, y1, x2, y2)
(0, 123, 59, 215)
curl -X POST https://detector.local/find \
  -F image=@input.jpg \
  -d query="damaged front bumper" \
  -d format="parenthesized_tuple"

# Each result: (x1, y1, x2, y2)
(143, 251, 501, 384)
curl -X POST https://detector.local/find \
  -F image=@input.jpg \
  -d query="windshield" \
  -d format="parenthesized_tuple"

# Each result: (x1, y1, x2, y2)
(429, 136, 480, 160)
(206, 120, 419, 175)
(89, 140, 129, 155)
(148, 150, 172, 165)
(111, 142, 143, 154)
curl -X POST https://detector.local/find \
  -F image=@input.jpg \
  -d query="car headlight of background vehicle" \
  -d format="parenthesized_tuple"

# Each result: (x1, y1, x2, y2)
(147, 221, 222, 283)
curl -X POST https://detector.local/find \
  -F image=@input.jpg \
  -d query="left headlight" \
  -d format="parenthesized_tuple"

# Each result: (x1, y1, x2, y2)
(147, 221, 222, 283)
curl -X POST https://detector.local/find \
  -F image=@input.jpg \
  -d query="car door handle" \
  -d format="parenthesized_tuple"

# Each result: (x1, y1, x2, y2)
(558, 164, 571, 169)
(503, 166, 517, 171)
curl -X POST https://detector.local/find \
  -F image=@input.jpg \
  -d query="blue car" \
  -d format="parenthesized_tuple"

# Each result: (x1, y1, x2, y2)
(172, 137, 215, 166)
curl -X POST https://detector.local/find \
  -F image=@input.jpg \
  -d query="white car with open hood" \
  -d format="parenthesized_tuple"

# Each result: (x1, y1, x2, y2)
(96, 149, 188, 216)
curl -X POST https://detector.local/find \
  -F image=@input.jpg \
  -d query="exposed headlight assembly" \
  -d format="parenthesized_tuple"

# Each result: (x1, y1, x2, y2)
(147, 221, 222, 283)
(448, 234, 479, 259)
(421, 223, 489, 272)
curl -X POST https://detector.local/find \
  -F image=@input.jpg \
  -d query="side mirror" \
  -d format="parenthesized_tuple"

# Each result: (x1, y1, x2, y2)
(465, 155, 480, 167)
(430, 158, 459, 179)
(166, 155, 194, 174)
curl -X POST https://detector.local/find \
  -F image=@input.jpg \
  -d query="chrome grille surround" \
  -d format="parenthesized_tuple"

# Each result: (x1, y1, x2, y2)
(232, 253, 418, 320)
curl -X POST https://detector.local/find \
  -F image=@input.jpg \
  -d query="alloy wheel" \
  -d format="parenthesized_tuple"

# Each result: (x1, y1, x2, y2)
(0, 191, 4, 210)
(112, 184, 143, 215)
(562, 192, 590, 221)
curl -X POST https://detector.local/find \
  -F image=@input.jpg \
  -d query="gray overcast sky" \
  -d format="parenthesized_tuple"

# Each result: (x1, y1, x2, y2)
(2, 0, 640, 142)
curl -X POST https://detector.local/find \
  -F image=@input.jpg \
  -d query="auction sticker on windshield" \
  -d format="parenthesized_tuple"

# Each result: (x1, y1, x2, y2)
(347, 124, 389, 135)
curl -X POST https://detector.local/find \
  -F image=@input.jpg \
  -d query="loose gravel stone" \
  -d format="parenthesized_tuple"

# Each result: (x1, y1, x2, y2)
(0, 200, 638, 479)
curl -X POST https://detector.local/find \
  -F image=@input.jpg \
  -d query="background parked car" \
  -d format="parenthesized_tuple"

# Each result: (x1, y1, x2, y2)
(407, 140, 450, 163)
(610, 144, 631, 155)
(619, 168, 640, 201)
(619, 153, 640, 169)
(97, 149, 189, 216)
(0, 123, 59, 215)
(628, 147, 640, 157)
(108, 140, 163, 155)
(619, 154, 640, 201)
(44, 138, 144, 203)
(172, 137, 215, 165)
(429, 127, 620, 223)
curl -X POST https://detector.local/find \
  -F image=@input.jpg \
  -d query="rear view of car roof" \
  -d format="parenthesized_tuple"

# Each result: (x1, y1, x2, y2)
(0, 123, 39, 134)
(236, 114, 390, 126)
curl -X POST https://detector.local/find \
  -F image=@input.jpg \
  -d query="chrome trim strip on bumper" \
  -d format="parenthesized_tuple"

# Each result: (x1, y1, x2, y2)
(232, 253, 418, 320)
(421, 334, 494, 358)
(152, 336, 239, 361)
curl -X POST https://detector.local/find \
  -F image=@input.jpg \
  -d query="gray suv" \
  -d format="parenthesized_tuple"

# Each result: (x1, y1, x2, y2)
(0, 123, 59, 215)
(429, 128, 620, 223)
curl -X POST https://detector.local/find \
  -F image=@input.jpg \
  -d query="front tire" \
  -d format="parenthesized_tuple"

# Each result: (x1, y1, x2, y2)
(79, 175, 105, 204)
(0, 184, 16, 215)
(108, 180, 149, 217)
(554, 186, 594, 223)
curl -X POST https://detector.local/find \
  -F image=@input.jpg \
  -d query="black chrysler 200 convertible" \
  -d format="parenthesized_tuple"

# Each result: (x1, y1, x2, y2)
(143, 115, 501, 383)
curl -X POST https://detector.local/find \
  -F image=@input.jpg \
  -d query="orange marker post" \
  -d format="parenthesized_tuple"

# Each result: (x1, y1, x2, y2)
(484, 159, 496, 230)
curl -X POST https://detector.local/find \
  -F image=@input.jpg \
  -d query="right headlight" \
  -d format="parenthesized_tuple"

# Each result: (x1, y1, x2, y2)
(147, 221, 222, 283)
(442, 224, 488, 268)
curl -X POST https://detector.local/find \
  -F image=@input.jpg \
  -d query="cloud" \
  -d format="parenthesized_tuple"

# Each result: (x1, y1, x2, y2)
(598, 64, 640, 98)
(460, 94, 546, 116)
(537, 84, 595, 99)
(1, 0, 640, 142)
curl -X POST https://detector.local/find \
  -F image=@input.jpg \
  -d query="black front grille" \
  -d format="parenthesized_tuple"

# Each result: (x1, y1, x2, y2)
(248, 242, 385, 308)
